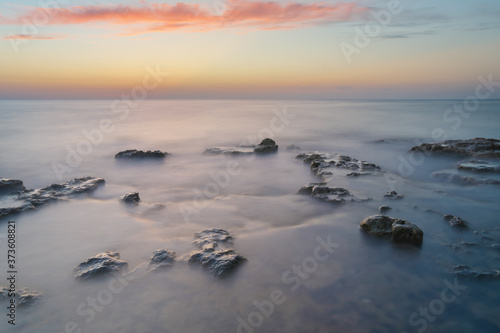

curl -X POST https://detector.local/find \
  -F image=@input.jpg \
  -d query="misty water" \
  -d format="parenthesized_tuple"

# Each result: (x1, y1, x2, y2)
(0, 100, 499, 333)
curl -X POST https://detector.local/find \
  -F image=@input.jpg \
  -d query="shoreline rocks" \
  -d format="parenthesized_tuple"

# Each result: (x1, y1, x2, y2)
(74, 251, 128, 280)
(384, 191, 404, 200)
(0, 179, 25, 194)
(120, 192, 141, 205)
(148, 249, 176, 270)
(299, 183, 369, 203)
(115, 150, 168, 159)
(410, 138, 500, 158)
(360, 215, 423, 246)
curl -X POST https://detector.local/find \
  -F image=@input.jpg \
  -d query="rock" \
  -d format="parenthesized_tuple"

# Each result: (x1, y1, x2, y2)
(458, 160, 500, 173)
(384, 191, 404, 200)
(189, 229, 246, 278)
(0, 287, 43, 307)
(120, 192, 141, 205)
(346, 172, 371, 177)
(431, 171, 500, 186)
(296, 151, 382, 180)
(360, 215, 423, 245)
(254, 138, 278, 153)
(379, 205, 392, 213)
(149, 249, 176, 270)
(452, 265, 500, 280)
(74, 251, 128, 280)
(0, 178, 25, 195)
(410, 138, 500, 158)
(444, 215, 469, 228)
(298, 183, 368, 203)
(115, 149, 167, 159)
(286, 144, 301, 151)
(0, 177, 105, 218)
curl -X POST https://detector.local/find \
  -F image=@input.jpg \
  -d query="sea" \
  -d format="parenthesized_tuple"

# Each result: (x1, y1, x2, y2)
(0, 99, 499, 333)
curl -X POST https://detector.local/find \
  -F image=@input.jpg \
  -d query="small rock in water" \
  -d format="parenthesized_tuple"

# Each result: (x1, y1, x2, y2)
(0, 178, 25, 194)
(204, 138, 277, 155)
(444, 215, 469, 228)
(193, 228, 233, 250)
(384, 191, 404, 200)
(360, 215, 423, 246)
(379, 205, 392, 213)
(149, 249, 176, 270)
(0, 287, 43, 307)
(115, 149, 167, 159)
(120, 192, 141, 205)
(298, 183, 368, 203)
(452, 265, 500, 280)
(286, 144, 301, 151)
(74, 251, 128, 280)
(253, 138, 278, 153)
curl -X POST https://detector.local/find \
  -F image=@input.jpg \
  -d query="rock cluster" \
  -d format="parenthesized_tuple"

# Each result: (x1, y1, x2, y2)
(360, 215, 424, 246)
(410, 138, 500, 158)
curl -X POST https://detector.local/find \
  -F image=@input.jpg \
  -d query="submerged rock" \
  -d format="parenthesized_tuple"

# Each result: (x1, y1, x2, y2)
(379, 205, 392, 213)
(205, 138, 278, 155)
(444, 215, 469, 228)
(286, 144, 301, 151)
(149, 249, 176, 270)
(452, 265, 500, 280)
(74, 251, 128, 280)
(360, 215, 423, 245)
(410, 138, 500, 158)
(0, 176, 105, 218)
(431, 171, 500, 186)
(299, 183, 369, 203)
(189, 229, 246, 278)
(0, 178, 25, 194)
(384, 191, 404, 200)
(0, 287, 43, 307)
(296, 151, 382, 180)
(458, 160, 500, 173)
(115, 149, 167, 159)
(254, 138, 278, 153)
(120, 192, 141, 205)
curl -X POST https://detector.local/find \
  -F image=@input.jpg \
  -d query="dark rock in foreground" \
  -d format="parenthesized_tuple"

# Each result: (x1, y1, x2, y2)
(458, 160, 500, 173)
(431, 171, 500, 186)
(0, 287, 43, 307)
(189, 229, 246, 278)
(360, 215, 423, 246)
(410, 138, 500, 158)
(149, 249, 176, 270)
(74, 251, 128, 280)
(444, 215, 469, 228)
(120, 192, 141, 205)
(0, 176, 105, 218)
(0, 178, 25, 194)
(254, 138, 278, 153)
(384, 191, 404, 200)
(115, 149, 167, 159)
(204, 138, 278, 155)
(299, 183, 369, 203)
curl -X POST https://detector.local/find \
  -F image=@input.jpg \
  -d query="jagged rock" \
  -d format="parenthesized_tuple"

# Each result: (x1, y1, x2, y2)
(360, 215, 423, 245)
(120, 192, 141, 205)
(444, 215, 469, 228)
(384, 191, 404, 200)
(346, 172, 371, 177)
(0, 178, 25, 194)
(115, 149, 167, 159)
(286, 144, 301, 151)
(298, 183, 368, 203)
(296, 151, 382, 180)
(0, 177, 105, 218)
(148, 249, 176, 270)
(431, 171, 500, 186)
(74, 251, 128, 280)
(379, 205, 392, 213)
(410, 138, 500, 158)
(189, 229, 246, 278)
(458, 160, 500, 173)
(0, 287, 43, 307)
(254, 138, 278, 153)
(452, 265, 500, 280)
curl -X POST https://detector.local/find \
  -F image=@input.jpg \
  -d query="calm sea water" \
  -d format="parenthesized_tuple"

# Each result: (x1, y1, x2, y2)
(0, 100, 499, 333)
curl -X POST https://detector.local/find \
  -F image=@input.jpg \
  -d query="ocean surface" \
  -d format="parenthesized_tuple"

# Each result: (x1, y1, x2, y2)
(0, 99, 499, 333)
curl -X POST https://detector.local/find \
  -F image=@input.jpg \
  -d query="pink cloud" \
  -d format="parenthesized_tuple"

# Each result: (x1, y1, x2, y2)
(3, 34, 67, 40)
(0, 1, 367, 35)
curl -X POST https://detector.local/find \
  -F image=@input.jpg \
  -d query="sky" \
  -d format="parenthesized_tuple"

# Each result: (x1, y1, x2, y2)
(0, 0, 499, 99)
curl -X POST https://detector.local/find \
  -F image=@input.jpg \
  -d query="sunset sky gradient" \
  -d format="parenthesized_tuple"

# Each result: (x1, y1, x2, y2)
(1, 0, 499, 99)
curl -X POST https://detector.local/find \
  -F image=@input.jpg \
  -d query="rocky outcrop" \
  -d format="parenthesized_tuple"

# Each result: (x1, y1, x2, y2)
(384, 191, 404, 200)
(115, 150, 167, 159)
(410, 138, 500, 158)
(120, 192, 141, 205)
(0, 178, 25, 194)
(188, 229, 246, 278)
(148, 249, 176, 270)
(299, 183, 369, 203)
(0, 287, 43, 307)
(0, 177, 105, 218)
(444, 215, 469, 228)
(431, 171, 500, 186)
(296, 151, 382, 180)
(458, 160, 500, 173)
(204, 138, 278, 155)
(360, 215, 423, 245)
(74, 251, 128, 280)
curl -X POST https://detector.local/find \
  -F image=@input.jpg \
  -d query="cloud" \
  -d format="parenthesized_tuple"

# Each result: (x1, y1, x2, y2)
(0, 0, 368, 35)
(2, 34, 67, 40)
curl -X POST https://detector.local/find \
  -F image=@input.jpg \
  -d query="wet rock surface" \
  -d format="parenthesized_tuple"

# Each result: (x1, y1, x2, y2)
(189, 228, 246, 278)
(0, 176, 105, 218)
(0, 178, 25, 194)
(452, 265, 500, 280)
(148, 249, 176, 270)
(410, 137, 500, 158)
(444, 215, 469, 228)
(115, 149, 167, 159)
(0, 287, 43, 307)
(204, 138, 278, 155)
(458, 160, 500, 173)
(299, 183, 369, 203)
(120, 192, 141, 205)
(74, 251, 128, 280)
(379, 205, 392, 213)
(384, 191, 404, 200)
(360, 215, 423, 245)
